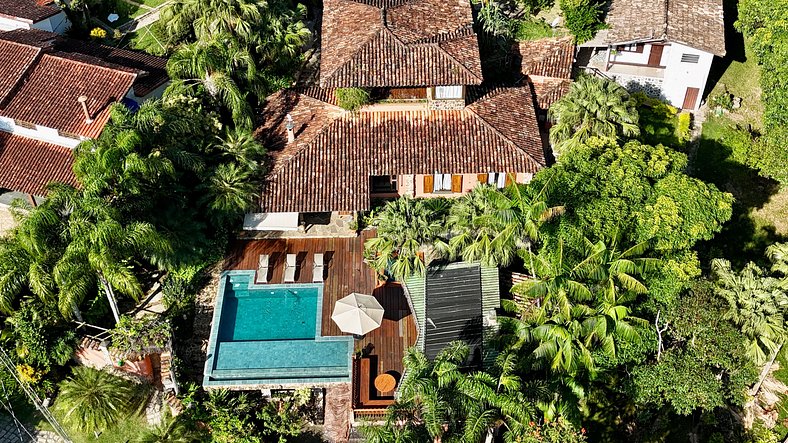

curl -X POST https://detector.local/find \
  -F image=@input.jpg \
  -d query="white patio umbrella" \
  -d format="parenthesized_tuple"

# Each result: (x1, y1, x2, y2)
(331, 293, 384, 335)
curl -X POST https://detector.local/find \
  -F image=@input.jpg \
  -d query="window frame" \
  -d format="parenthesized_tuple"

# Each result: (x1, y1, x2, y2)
(433, 86, 464, 100)
(680, 53, 700, 63)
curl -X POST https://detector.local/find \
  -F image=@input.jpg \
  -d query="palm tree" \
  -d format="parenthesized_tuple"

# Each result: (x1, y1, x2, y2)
(447, 185, 516, 267)
(503, 237, 650, 375)
(199, 163, 258, 222)
(56, 367, 142, 434)
(548, 75, 640, 155)
(136, 414, 201, 442)
(446, 179, 564, 270)
(712, 258, 788, 365)
(364, 196, 450, 280)
(47, 184, 172, 322)
(166, 37, 256, 129)
(160, 0, 310, 59)
(214, 129, 266, 174)
(0, 202, 63, 314)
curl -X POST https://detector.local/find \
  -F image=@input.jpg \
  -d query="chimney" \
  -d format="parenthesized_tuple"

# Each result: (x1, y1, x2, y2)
(77, 95, 93, 124)
(286, 113, 295, 144)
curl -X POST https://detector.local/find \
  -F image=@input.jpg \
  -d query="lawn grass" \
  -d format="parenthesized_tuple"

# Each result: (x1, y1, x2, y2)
(692, 28, 787, 267)
(138, 0, 168, 7)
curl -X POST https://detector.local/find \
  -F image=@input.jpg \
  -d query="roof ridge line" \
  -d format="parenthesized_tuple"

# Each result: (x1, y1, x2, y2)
(431, 35, 483, 83)
(0, 46, 43, 110)
(321, 27, 384, 85)
(466, 90, 543, 167)
(41, 52, 139, 77)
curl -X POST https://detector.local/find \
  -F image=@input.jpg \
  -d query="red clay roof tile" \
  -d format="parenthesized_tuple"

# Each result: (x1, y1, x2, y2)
(0, 131, 76, 195)
(256, 87, 544, 212)
(0, 0, 59, 22)
(516, 36, 575, 80)
(0, 40, 41, 104)
(1, 54, 136, 138)
(319, 0, 483, 88)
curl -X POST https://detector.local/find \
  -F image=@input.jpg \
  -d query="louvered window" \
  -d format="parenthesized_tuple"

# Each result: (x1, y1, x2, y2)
(434, 86, 463, 100)
(681, 53, 700, 63)
(14, 119, 36, 130)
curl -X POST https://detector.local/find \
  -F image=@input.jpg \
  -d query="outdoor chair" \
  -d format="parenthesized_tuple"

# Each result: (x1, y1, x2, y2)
(313, 253, 324, 282)
(255, 254, 269, 284)
(284, 253, 297, 282)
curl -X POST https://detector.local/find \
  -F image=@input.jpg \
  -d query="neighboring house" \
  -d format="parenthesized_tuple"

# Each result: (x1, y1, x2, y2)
(249, 0, 570, 231)
(0, 29, 168, 200)
(0, 0, 69, 33)
(576, 0, 725, 110)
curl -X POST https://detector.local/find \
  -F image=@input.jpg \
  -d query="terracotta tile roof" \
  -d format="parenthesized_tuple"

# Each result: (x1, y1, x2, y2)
(604, 0, 725, 56)
(0, 29, 168, 97)
(0, 0, 59, 22)
(531, 78, 572, 112)
(516, 37, 574, 80)
(0, 132, 76, 196)
(0, 40, 40, 104)
(255, 87, 544, 212)
(1, 54, 136, 138)
(319, 0, 483, 88)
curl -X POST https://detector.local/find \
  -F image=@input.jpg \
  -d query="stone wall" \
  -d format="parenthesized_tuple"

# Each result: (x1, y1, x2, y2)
(427, 98, 465, 110)
(613, 74, 666, 100)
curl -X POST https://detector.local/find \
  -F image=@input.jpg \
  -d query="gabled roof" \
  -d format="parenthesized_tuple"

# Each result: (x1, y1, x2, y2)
(516, 36, 574, 80)
(514, 37, 574, 113)
(319, 0, 483, 88)
(254, 87, 545, 213)
(0, 29, 169, 138)
(604, 0, 726, 56)
(0, 132, 76, 196)
(0, 0, 60, 23)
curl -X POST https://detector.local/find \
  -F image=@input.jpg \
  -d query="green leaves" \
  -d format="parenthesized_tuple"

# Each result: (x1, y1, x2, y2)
(549, 76, 639, 154)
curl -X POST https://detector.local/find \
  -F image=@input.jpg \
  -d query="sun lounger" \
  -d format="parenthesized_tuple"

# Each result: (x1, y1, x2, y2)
(313, 253, 324, 282)
(284, 253, 297, 282)
(255, 254, 269, 284)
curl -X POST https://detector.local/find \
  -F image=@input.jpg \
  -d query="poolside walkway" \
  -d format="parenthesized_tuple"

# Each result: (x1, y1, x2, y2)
(224, 232, 418, 376)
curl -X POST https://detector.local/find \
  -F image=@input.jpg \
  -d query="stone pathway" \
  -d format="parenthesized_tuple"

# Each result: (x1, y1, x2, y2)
(178, 267, 221, 383)
(0, 413, 65, 443)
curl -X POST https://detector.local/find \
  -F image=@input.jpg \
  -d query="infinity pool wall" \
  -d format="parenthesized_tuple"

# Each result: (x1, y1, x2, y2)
(203, 271, 353, 387)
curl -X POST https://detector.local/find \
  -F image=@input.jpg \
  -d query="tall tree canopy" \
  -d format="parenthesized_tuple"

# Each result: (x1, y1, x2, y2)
(548, 76, 640, 154)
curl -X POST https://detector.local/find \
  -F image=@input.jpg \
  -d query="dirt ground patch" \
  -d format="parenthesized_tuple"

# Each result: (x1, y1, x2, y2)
(0, 205, 16, 236)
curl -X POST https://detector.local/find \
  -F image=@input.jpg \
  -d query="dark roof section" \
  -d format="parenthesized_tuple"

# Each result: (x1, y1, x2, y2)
(0, 0, 60, 22)
(0, 132, 76, 195)
(319, 0, 483, 88)
(254, 87, 546, 213)
(424, 264, 483, 363)
(604, 0, 726, 56)
(512, 37, 575, 114)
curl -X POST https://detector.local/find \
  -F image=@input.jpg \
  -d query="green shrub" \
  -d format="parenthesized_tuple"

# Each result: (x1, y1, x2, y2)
(709, 90, 734, 111)
(560, 0, 605, 43)
(676, 111, 692, 143)
(336, 88, 372, 111)
(513, 18, 554, 41)
(719, 124, 758, 166)
(110, 315, 171, 359)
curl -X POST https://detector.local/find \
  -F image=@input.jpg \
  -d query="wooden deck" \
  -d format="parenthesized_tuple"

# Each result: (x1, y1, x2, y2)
(224, 231, 417, 380)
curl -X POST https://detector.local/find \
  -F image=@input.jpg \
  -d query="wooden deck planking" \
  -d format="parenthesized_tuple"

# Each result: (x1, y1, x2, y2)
(224, 232, 417, 376)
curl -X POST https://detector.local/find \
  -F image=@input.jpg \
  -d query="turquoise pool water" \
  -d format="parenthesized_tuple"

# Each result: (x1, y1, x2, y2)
(218, 279, 316, 341)
(204, 272, 352, 387)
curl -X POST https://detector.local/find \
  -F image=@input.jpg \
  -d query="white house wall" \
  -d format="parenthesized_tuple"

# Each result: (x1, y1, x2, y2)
(0, 16, 31, 31)
(661, 42, 714, 110)
(610, 43, 668, 66)
(0, 11, 69, 34)
(0, 117, 83, 148)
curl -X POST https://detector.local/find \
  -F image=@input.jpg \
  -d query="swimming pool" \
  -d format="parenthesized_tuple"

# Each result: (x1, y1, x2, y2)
(203, 271, 353, 387)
